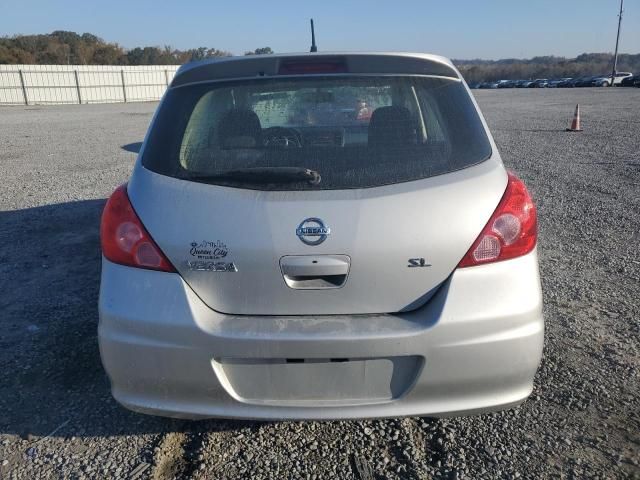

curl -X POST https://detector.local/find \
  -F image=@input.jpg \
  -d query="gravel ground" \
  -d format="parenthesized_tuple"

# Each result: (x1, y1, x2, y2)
(0, 88, 639, 479)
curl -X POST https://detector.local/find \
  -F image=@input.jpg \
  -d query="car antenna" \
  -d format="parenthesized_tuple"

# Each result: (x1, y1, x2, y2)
(310, 18, 318, 52)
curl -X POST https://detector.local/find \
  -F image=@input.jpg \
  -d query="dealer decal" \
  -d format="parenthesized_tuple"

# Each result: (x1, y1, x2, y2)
(187, 240, 237, 272)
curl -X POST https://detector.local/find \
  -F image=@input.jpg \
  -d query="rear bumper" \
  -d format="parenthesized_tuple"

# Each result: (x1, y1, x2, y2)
(98, 250, 544, 420)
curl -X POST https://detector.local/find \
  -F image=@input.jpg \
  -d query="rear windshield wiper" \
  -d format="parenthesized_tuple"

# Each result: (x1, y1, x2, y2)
(180, 167, 321, 185)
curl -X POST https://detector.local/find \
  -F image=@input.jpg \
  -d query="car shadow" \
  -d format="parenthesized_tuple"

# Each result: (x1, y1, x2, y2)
(121, 142, 142, 154)
(0, 199, 257, 439)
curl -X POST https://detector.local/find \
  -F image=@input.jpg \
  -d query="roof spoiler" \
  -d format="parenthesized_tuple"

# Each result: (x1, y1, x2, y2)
(171, 53, 459, 88)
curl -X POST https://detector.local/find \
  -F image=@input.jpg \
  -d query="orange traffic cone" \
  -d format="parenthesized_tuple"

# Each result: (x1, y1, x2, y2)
(566, 104, 583, 132)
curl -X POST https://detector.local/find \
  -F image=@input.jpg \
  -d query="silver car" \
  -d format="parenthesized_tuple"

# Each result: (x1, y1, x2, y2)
(98, 52, 543, 420)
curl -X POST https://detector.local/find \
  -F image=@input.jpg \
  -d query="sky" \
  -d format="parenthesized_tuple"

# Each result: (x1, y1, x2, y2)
(1, 0, 638, 60)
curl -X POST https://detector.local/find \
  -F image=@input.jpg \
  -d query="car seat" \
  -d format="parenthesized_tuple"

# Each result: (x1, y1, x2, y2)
(368, 106, 417, 148)
(217, 109, 263, 149)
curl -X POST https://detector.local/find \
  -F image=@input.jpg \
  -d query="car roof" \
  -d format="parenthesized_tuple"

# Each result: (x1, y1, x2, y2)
(171, 52, 460, 88)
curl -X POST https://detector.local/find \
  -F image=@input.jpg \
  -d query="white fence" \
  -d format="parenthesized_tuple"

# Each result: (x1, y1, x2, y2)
(0, 65, 180, 105)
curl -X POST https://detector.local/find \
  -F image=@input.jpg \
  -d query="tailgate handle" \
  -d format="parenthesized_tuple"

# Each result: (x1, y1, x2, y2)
(280, 255, 350, 289)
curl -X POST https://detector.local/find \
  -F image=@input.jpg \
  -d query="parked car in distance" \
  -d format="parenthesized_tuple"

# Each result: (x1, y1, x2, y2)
(620, 75, 640, 87)
(574, 76, 598, 87)
(469, 74, 635, 90)
(547, 78, 572, 88)
(556, 78, 575, 88)
(484, 80, 509, 89)
(529, 79, 548, 88)
(589, 74, 632, 87)
(611, 72, 633, 86)
(516, 80, 534, 88)
(98, 51, 544, 420)
(591, 75, 613, 87)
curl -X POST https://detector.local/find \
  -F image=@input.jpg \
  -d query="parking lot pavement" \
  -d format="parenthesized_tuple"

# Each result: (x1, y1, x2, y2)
(1, 89, 639, 479)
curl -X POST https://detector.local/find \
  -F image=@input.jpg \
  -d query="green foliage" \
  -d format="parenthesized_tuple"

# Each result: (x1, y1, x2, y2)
(244, 47, 274, 56)
(0, 32, 234, 65)
(455, 54, 640, 82)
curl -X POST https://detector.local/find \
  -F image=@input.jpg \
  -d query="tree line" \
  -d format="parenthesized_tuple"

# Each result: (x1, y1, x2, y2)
(1, 31, 638, 81)
(0, 31, 274, 65)
(455, 53, 640, 82)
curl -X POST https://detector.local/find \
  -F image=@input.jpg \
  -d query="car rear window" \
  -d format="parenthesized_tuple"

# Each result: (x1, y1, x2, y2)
(142, 76, 491, 190)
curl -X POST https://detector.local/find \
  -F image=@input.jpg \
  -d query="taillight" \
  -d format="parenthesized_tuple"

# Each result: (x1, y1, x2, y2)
(100, 185, 175, 272)
(458, 172, 537, 268)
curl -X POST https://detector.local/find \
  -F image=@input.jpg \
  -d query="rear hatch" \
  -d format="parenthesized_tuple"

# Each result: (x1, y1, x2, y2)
(129, 53, 506, 316)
